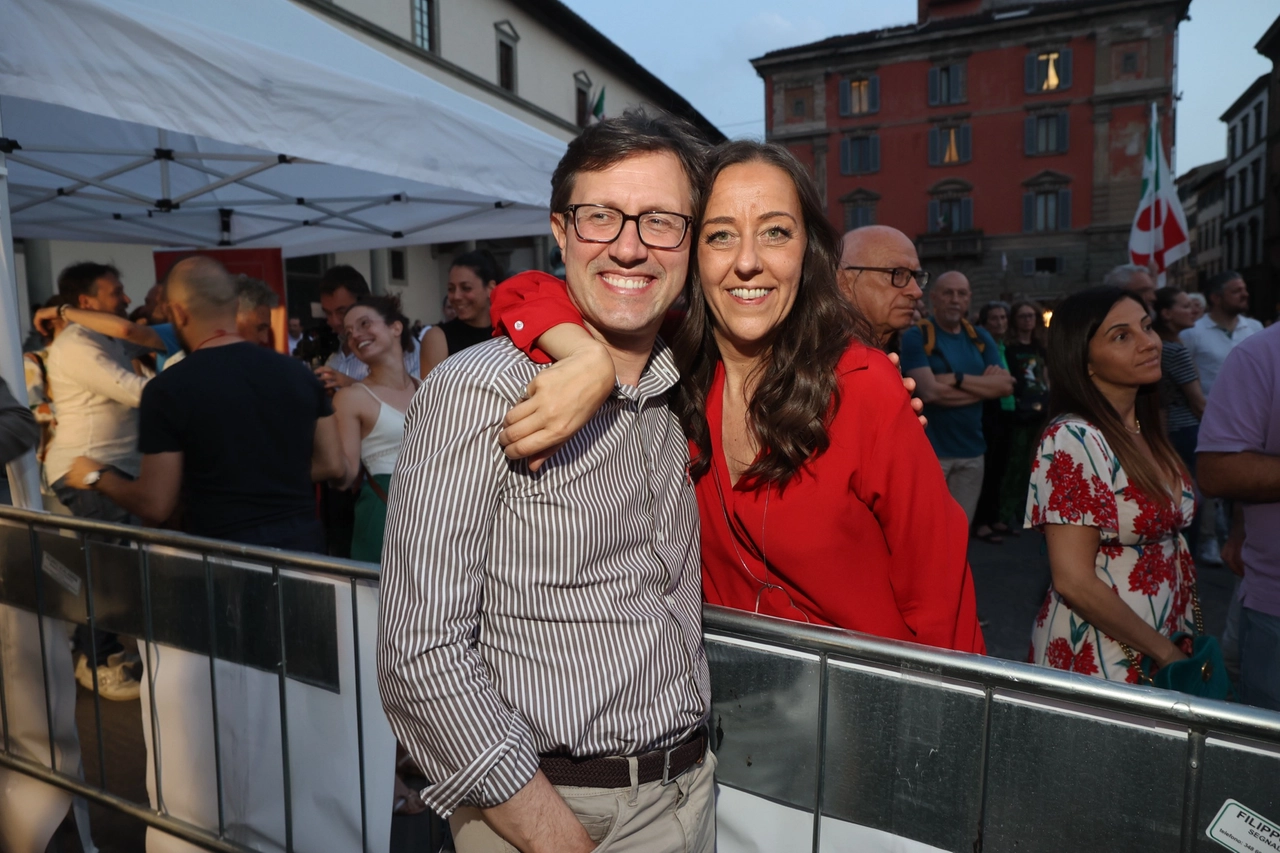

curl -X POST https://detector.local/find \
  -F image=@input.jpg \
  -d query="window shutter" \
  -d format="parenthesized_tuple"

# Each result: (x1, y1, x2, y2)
(839, 79, 851, 117)
(1057, 112, 1069, 153)
(1025, 54, 1037, 93)
(868, 75, 880, 113)
(928, 67, 940, 106)
(840, 138, 852, 175)
(1025, 116, 1037, 155)
(928, 127, 940, 166)
(952, 63, 967, 103)
(869, 135, 881, 172)
(1023, 193, 1035, 232)
(928, 199, 941, 234)
(1022, 257, 1035, 276)
(958, 124, 972, 163)
(1058, 189, 1071, 230)
(1059, 49, 1073, 89)
(960, 197, 974, 231)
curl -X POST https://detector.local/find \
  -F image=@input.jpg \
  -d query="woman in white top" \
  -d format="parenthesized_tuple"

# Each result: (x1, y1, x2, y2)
(330, 296, 424, 815)
(331, 296, 419, 563)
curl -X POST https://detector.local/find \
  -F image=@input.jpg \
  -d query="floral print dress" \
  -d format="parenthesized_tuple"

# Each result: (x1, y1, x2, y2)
(1025, 416, 1197, 683)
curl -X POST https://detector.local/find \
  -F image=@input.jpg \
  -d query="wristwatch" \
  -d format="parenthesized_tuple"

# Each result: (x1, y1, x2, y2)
(82, 469, 104, 488)
(953, 372, 965, 388)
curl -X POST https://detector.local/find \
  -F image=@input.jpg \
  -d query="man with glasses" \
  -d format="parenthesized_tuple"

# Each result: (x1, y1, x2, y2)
(838, 225, 928, 351)
(900, 271, 1015, 526)
(378, 110, 714, 853)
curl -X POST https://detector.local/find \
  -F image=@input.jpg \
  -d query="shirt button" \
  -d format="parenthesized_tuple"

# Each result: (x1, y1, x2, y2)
(514, 320, 525, 331)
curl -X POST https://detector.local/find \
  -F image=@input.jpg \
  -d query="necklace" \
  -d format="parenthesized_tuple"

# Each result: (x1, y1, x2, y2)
(709, 457, 809, 623)
(1124, 418, 1142, 435)
(193, 330, 236, 351)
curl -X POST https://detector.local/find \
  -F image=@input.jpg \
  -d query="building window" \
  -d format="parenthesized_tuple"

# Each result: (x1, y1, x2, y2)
(1025, 48, 1073, 93)
(389, 249, 406, 282)
(412, 0, 435, 52)
(1025, 112, 1069, 155)
(1228, 177, 1236, 214)
(928, 124, 971, 166)
(1229, 127, 1237, 161)
(928, 62, 966, 106)
(1240, 172, 1248, 208)
(845, 201, 876, 231)
(927, 196, 973, 233)
(1022, 256, 1067, 275)
(1252, 160, 1261, 206)
(1254, 104, 1264, 145)
(1023, 189, 1072, 232)
(840, 135, 880, 175)
(1242, 114, 1250, 150)
(839, 76, 880, 116)
(1249, 218, 1260, 266)
(1224, 229, 1234, 267)
(495, 21, 519, 94)
(1121, 52, 1138, 74)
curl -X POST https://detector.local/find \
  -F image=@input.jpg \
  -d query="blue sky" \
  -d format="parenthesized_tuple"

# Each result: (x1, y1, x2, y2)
(561, 0, 1276, 175)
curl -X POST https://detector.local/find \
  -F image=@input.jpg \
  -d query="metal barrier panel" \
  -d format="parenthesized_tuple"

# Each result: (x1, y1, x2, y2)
(4, 507, 1280, 853)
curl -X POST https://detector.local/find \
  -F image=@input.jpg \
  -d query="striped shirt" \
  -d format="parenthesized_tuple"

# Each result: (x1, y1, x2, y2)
(376, 337, 709, 816)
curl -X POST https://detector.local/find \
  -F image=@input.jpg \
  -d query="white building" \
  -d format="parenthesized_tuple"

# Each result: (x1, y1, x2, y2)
(1220, 74, 1267, 276)
(17, 0, 720, 329)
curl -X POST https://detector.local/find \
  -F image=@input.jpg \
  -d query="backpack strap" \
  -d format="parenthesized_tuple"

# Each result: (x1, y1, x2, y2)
(960, 319, 985, 353)
(916, 318, 937, 357)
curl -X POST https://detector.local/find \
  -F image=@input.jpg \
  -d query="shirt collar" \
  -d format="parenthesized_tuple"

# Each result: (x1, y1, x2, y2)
(613, 336, 680, 403)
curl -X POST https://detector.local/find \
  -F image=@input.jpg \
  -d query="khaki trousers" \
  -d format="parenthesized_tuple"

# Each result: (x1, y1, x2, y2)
(449, 750, 717, 853)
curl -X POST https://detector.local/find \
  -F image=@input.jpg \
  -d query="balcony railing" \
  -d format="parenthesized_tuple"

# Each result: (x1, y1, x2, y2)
(917, 229, 984, 259)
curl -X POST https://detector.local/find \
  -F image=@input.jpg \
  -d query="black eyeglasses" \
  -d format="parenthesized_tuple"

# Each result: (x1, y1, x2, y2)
(841, 266, 930, 289)
(564, 204, 693, 249)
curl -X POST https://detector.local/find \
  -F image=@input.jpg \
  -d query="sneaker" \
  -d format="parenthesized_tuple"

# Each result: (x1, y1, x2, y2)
(74, 655, 141, 702)
(1199, 539, 1223, 567)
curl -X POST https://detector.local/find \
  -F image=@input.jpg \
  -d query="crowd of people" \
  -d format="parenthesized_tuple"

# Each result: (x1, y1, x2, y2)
(1, 107, 1277, 852)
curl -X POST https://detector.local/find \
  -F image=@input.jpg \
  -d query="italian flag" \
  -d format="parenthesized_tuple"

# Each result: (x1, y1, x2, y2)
(1127, 102, 1189, 285)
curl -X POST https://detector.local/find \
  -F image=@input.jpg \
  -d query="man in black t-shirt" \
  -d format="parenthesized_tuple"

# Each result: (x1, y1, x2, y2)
(64, 257, 344, 551)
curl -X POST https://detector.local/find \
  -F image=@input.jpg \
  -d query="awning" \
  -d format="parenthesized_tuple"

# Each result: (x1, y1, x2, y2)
(0, 0, 567, 255)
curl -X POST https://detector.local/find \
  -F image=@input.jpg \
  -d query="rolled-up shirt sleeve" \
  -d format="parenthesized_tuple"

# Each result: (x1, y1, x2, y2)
(376, 359, 539, 816)
(490, 271, 586, 364)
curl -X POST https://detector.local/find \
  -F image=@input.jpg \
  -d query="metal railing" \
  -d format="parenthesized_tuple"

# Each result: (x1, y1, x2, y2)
(2, 505, 1279, 853)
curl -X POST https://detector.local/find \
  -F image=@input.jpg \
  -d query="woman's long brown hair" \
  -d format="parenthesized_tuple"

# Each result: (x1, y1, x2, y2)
(672, 140, 873, 491)
(1045, 286, 1186, 502)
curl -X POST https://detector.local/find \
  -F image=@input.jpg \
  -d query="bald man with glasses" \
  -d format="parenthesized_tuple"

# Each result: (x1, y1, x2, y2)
(838, 225, 929, 350)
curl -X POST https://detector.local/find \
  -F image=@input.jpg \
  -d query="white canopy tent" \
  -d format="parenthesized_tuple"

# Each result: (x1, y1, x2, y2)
(0, 0, 569, 502)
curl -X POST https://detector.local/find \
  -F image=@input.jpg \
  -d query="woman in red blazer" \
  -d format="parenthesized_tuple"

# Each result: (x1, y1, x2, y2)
(490, 141, 984, 654)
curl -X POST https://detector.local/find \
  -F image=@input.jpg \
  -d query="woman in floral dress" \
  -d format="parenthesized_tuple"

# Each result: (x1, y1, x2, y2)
(1026, 286, 1196, 683)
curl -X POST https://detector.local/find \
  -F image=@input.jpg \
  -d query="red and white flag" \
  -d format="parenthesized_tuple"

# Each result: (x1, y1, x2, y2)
(1128, 102, 1189, 285)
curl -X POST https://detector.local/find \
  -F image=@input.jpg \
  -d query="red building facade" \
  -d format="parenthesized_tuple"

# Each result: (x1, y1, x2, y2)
(752, 0, 1189, 303)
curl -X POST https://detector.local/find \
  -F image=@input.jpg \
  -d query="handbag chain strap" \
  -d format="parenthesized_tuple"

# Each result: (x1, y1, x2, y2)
(1118, 534, 1202, 683)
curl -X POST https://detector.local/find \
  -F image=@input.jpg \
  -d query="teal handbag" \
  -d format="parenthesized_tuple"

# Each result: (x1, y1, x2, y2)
(1120, 546, 1232, 701)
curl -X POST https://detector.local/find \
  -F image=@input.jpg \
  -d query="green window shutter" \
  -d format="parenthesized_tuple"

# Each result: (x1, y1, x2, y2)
(1024, 54, 1037, 93)
(928, 67, 940, 106)
(928, 127, 940, 166)
(869, 135, 881, 172)
(1059, 49, 1073, 89)
(958, 124, 972, 163)
(1025, 116, 1037, 155)
(868, 75, 880, 113)
(960, 197, 974, 231)
(1057, 189, 1072, 230)
(1057, 112, 1069, 153)
(952, 63, 967, 103)
(839, 79, 851, 117)
(1023, 193, 1035, 232)
(928, 199, 941, 233)
(840, 138, 852, 175)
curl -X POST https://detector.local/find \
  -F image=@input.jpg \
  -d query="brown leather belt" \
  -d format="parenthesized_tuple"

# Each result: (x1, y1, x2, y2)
(538, 731, 707, 789)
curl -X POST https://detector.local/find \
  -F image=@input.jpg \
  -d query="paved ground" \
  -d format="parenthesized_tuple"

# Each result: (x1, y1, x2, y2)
(46, 535, 1240, 852)
(966, 527, 1237, 662)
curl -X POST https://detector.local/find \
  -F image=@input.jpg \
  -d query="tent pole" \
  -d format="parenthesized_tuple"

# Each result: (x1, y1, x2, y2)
(0, 108, 42, 510)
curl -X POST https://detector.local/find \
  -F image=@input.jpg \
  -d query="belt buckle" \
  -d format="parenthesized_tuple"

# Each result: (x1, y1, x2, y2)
(661, 744, 680, 786)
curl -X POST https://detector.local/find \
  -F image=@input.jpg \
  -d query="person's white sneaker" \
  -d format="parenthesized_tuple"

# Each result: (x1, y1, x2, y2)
(1199, 539, 1223, 566)
(74, 654, 141, 702)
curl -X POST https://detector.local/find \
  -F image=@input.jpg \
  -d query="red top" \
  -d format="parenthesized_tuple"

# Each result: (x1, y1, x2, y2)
(490, 272, 986, 654)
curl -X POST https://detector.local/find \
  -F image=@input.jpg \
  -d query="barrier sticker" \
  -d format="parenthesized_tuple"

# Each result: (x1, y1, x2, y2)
(1209, 799, 1280, 853)
(41, 552, 82, 598)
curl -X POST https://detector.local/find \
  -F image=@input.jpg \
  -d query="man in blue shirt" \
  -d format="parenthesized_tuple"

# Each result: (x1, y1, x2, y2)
(900, 271, 1014, 526)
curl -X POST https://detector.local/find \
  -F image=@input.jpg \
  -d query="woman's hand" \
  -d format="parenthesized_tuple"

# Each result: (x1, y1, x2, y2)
(885, 352, 927, 428)
(500, 334, 615, 471)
